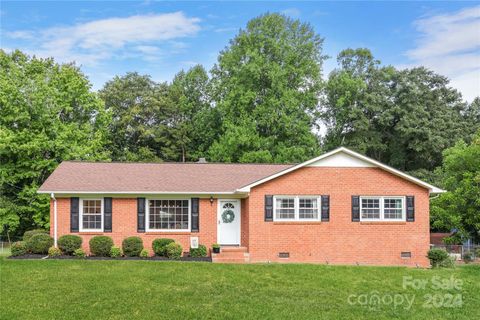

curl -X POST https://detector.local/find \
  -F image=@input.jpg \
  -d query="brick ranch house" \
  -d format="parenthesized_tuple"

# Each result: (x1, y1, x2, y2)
(38, 147, 444, 266)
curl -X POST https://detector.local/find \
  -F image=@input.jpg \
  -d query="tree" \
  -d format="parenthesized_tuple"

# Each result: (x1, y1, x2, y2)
(99, 72, 170, 161)
(431, 132, 480, 243)
(166, 65, 220, 161)
(0, 50, 110, 236)
(322, 48, 394, 159)
(209, 13, 325, 163)
(322, 48, 475, 172)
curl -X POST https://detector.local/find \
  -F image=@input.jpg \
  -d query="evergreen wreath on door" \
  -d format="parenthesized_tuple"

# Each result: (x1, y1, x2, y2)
(222, 209, 235, 223)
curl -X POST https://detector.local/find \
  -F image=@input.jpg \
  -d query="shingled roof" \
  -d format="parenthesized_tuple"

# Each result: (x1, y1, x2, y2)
(38, 161, 294, 194)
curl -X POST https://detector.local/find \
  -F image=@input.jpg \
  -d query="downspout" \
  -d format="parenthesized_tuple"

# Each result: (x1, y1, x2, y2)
(51, 193, 58, 248)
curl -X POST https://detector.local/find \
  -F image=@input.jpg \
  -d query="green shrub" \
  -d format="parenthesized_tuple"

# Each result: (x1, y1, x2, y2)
(26, 234, 54, 254)
(122, 237, 144, 257)
(89, 236, 113, 256)
(427, 248, 450, 268)
(165, 242, 182, 260)
(140, 249, 149, 258)
(10, 241, 27, 256)
(463, 252, 473, 264)
(58, 235, 82, 255)
(48, 246, 62, 257)
(110, 246, 122, 258)
(475, 248, 480, 259)
(74, 248, 86, 258)
(190, 245, 207, 257)
(439, 256, 456, 268)
(152, 238, 174, 256)
(23, 229, 48, 242)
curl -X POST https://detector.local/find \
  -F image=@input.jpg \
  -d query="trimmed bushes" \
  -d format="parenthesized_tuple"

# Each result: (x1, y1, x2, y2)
(140, 249, 149, 258)
(190, 245, 207, 257)
(74, 248, 86, 258)
(110, 246, 122, 258)
(26, 234, 54, 254)
(122, 237, 144, 257)
(427, 248, 450, 268)
(58, 235, 82, 255)
(23, 229, 48, 242)
(165, 242, 182, 260)
(89, 236, 113, 257)
(48, 246, 62, 257)
(11, 241, 27, 256)
(152, 238, 174, 256)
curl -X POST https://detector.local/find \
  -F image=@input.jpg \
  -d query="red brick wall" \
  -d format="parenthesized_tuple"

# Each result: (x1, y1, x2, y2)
(50, 198, 218, 256)
(247, 167, 431, 267)
(241, 198, 249, 249)
(49, 166, 431, 266)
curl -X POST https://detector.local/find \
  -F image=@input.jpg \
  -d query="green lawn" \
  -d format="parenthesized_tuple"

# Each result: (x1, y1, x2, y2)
(1, 257, 479, 320)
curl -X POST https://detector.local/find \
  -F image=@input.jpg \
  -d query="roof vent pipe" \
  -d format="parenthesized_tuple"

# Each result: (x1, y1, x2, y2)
(197, 158, 207, 163)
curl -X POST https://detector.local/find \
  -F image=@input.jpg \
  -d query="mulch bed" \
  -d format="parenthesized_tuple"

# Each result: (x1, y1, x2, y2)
(8, 255, 211, 262)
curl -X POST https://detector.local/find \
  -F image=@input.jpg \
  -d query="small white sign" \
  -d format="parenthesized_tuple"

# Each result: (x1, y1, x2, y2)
(190, 237, 199, 249)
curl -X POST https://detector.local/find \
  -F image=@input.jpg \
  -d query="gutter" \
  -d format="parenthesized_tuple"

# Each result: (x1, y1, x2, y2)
(51, 193, 57, 248)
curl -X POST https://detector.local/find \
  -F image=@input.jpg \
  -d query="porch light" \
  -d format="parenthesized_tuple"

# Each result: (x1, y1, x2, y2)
(210, 196, 214, 204)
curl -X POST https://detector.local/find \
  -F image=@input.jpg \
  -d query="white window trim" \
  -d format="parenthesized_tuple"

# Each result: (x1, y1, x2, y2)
(79, 198, 104, 232)
(359, 196, 406, 222)
(273, 195, 322, 222)
(146, 198, 191, 232)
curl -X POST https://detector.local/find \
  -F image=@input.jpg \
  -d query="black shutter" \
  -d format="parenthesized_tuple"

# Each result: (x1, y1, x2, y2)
(321, 195, 330, 222)
(352, 196, 360, 222)
(191, 198, 199, 232)
(70, 197, 79, 232)
(137, 198, 145, 232)
(406, 196, 415, 222)
(104, 197, 112, 232)
(265, 195, 273, 221)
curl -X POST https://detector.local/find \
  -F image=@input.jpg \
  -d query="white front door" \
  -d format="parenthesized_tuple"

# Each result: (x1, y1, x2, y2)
(217, 199, 241, 245)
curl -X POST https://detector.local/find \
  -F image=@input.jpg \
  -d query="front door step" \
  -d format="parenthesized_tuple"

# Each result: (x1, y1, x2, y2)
(212, 246, 249, 263)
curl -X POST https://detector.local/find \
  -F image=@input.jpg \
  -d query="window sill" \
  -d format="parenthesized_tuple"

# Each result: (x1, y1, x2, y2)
(360, 221, 407, 225)
(78, 232, 105, 235)
(145, 231, 192, 235)
(273, 221, 322, 225)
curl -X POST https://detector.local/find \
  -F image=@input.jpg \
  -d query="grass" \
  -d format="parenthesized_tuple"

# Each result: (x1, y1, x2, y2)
(0, 257, 479, 320)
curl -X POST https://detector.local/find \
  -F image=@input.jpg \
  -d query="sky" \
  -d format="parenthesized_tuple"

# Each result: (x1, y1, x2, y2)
(1, 1, 479, 101)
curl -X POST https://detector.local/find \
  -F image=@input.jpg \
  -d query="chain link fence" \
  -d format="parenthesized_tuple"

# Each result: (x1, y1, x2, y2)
(0, 236, 22, 255)
(430, 244, 480, 261)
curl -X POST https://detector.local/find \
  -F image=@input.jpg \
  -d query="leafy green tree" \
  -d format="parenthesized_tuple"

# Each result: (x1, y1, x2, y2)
(322, 48, 394, 159)
(0, 50, 110, 235)
(209, 13, 325, 163)
(322, 48, 474, 172)
(99, 72, 171, 161)
(431, 132, 480, 243)
(166, 65, 220, 161)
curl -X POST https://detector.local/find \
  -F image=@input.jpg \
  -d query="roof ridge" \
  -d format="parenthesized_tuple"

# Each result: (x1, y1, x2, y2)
(62, 160, 296, 166)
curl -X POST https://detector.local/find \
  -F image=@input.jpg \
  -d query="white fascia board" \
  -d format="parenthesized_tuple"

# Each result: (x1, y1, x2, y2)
(236, 147, 446, 194)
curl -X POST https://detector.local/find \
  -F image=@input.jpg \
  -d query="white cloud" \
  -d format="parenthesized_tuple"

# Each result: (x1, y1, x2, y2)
(6, 30, 35, 40)
(405, 6, 480, 101)
(4, 12, 201, 66)
(281, 8, 301, 18)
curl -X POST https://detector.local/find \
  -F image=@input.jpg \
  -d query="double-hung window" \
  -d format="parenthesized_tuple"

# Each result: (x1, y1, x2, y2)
(80, 199, 103, 232)
(147, 199, 190, 231)
(360, 196, 405, 221)
(274, 196, 321, 221)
